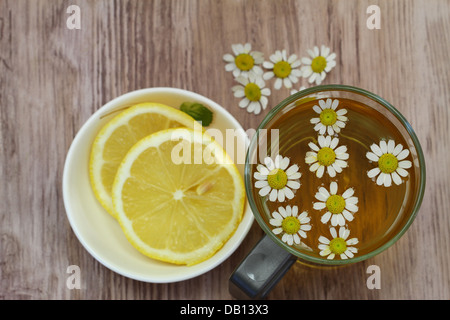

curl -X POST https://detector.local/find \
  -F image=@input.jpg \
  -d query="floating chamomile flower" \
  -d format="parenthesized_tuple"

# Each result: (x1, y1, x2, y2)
(313, 181, 359, 226)
(269, 205, 311, 246)
(301, 45, 336, 85)
(223, 43, 264, 78)
(254, 155, 301, 202)
(311, 98, 348, 135)
(318, 227, 359, 260)
(305, 135, 349, 178)
(366, 140, 412, 187)
(263, 50, 302, 90)
(232, 74, 271, 115)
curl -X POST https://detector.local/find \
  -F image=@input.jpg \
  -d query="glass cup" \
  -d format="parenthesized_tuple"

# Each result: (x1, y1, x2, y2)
(229, 85, 426, 299)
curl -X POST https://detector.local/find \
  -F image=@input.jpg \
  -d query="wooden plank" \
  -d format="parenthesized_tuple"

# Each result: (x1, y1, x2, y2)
(0, 0, 448, 299)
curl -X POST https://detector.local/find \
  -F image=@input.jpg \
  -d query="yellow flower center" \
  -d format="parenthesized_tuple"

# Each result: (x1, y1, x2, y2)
(311, 56, 327, 73)
(378, 153, 398, 174)
(329, 237, 347, 255)
(267, 168, 287, 190)
(244, 83, 262, 102)
(317, 147, 336, 166)
(326, 195, 346, 214)
(235, 53, 254, 71)
(281, 216, 301, 235)
(273, 61, 291, 78)
(319, 109, 337, 126)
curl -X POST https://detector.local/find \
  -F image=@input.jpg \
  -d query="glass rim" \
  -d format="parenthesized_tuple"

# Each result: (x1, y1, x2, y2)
(245, 84, 426, 266)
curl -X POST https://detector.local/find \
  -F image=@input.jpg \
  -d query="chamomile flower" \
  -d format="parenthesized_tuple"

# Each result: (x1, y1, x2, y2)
(223, 43, 264, 78)
(232, 74, 271, 115)
(366, 140, 412, 187)
(301, 45, 336, 85)
(269, 205, 311, 246)
(263, 50, 302, 90)
(313, 181, 359, 226)
(254, 155, 301, 202)
(310, 98, 348, 135)
(318, 227, 359, 260)
(305, 135, 349, 178)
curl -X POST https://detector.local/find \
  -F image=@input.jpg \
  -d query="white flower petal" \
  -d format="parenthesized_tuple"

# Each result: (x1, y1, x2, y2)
(337, 214, 345, 226)
(342, 210, 354, 221)
(331, 214, 339, 226)
(367, 167, 381, 178)
(376, 172, 385, 185)
(313, 202, 327, 210)
(396, 167, 409, 177)
(321, 211, 332, 224)
(315, 192, 328, 202)
(259, 186, 271, 196)
(313, 104, 323, 114)
(330, 138, 339, 150)
(309, 142, 320, 152)
(393, 143, 403, 156)
(283, 187, 295, 199)
(272, 227, 283, 235)
(286, 180, 300, 190)
(319, 236, 330, 244)
(366, 152, 380, 162)
(289, 172, 301, 179)
(334, 159, 347, 168)
(280, 157, 290, 170)
(316, 165, 325, 178)
(327, 165, 336, 177)
(264, 157, 275, 171)
(345, 196, 358, 205)
(342, 188, 355, 199)
(269, 189, 278, 202)
(319, 187, 330, 198)
(370, 144, 383, 157)
(330, 182, 338, 195)
(286, 164, 299, 175)
(269, 218, 282, 227)
(272, 211, 283, 220)
(331, 99, 339, 110)
(225, 63, 236, 72)
(392, 171, 402, 185)
(239, 97, 250, 109)
(397, 149, 410, 161)
(309, 162, 321, 172)
(278, 206, 287, 217)
(387, 140, 395, 153)
(380, 140, 388, 154)
(345, 203, 358, 213)
(398, 160, 412, 169)
(277, 189, 286, 202)
(257, 164, 269, 175)
(384, 173, 392, 187)
(255, 180, 269, 188)
(274, 78, 282, 90)
(330, 227, 337, 238)
(310, 117, 321, 124)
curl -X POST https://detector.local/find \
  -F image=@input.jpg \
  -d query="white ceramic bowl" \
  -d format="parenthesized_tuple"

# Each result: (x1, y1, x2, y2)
(63, 87, 254, 283)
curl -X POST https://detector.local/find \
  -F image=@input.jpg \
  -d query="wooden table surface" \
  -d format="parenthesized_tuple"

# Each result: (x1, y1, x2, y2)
(1, 0, 449, 300)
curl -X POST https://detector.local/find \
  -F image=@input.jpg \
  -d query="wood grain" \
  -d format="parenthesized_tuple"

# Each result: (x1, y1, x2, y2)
(0, 0, 449, 299)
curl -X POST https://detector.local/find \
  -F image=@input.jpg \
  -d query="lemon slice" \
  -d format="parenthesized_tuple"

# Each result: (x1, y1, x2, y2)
(112, 128, 245, 266)
(89, 103, 196, 218)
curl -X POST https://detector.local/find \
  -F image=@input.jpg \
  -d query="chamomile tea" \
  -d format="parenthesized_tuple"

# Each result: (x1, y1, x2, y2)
(250, 97, 417, 260)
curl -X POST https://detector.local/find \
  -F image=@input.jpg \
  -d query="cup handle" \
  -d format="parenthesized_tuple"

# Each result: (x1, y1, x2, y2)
(229, 234, 297, 299)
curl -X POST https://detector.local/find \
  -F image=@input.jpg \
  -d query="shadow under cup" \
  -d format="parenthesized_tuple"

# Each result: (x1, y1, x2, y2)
(229, 85, 426, 299)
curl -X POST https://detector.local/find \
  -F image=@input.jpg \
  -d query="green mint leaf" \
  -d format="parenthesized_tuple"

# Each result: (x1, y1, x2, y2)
(179, 102, 213, 127)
